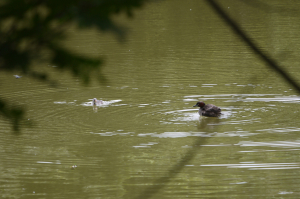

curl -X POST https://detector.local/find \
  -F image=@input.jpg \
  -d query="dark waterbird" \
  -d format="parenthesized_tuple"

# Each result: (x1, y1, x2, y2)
(193, 101, 221, 117)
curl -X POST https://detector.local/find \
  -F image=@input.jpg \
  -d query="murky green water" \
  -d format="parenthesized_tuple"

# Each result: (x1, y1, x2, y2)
(1, 0, 300, 198)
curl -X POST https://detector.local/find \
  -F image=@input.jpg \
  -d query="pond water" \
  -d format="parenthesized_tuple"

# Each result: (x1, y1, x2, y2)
(1, 0, 300, 198)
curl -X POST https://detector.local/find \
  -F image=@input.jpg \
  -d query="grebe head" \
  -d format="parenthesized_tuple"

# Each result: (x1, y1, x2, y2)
(193, 101, 205, 107)
(93, 98, 97, 106)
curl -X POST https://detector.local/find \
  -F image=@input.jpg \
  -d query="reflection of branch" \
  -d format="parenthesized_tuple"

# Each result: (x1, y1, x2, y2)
(206, 0, 300, 94)
(134, 137, 207, 199)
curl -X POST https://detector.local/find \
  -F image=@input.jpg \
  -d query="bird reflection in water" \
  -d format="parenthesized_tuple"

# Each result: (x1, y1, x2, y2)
(197, 116, 221, 133)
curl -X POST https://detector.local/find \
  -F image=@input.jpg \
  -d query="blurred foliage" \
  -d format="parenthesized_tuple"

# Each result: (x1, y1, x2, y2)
(0, 0, 148, 132)
(0, 99, 24, 132)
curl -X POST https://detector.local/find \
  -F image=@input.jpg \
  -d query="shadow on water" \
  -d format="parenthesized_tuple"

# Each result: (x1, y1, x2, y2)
(130, 115, 220, 199)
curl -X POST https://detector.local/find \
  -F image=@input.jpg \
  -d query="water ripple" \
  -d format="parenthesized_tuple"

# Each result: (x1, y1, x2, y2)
(201, 162, 300, 170)
(238, 140, 300, 148)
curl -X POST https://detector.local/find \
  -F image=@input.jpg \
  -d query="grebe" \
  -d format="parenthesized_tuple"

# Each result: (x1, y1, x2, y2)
(193, 101, 221, 117)
(93, 98, 103, 106)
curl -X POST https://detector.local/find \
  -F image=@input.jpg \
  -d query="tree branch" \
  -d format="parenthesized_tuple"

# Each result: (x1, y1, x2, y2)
(206, 0, 300, 93)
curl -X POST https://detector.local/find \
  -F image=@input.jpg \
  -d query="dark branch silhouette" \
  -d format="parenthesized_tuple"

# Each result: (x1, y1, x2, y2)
(206, 0, 300, 94)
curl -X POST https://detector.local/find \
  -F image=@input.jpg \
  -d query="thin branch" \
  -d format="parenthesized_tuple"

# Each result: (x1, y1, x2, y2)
(206, 0, 300, 93)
